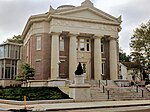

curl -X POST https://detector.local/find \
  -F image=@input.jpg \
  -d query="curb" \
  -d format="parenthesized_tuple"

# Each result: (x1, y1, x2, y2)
(45, 103, 150, 111)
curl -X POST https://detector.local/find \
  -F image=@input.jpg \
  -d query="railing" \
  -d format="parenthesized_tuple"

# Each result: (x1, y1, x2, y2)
(90, 80, 149, 100)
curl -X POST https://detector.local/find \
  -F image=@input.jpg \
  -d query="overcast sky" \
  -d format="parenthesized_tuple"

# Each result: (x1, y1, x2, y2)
(0, 0, 150, 54)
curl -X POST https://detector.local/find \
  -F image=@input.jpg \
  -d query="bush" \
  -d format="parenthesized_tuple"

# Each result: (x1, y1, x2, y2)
(0, 87, 70, 101)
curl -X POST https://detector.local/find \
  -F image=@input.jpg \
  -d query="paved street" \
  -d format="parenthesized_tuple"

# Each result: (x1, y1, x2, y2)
(1, 100, 150, 111)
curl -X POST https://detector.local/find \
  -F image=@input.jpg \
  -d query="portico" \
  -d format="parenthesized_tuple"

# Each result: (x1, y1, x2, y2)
(49, 31, 119, 80)
(21, 0, 122, 81)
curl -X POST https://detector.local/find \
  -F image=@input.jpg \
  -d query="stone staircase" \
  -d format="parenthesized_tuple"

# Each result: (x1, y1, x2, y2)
(88, 80, 150, 101)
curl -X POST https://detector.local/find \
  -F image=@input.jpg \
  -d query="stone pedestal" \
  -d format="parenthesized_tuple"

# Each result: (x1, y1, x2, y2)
(69, 75, 91, 101)
(74, 75, 84, 84)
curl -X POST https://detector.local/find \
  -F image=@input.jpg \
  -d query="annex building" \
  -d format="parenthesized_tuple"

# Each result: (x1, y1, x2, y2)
(21, 0, 122, 81)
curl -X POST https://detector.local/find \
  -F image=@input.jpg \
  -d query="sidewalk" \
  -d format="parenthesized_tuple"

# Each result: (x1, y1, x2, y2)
(1, 100, 150, 111)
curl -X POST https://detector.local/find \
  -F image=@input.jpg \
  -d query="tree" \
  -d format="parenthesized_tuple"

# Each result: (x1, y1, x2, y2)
(19, 63, 35, 81)
(130, 20, 150, 80)
(75, 62, 83, 75)
(119, 51, 131, 62)
(7, 35, 23, 44)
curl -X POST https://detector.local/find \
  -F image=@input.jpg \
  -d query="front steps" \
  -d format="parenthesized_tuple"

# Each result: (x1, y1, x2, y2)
(88, 80, 150, 101)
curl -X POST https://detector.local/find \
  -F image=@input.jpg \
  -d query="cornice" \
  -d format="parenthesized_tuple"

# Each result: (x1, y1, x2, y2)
(21, 14, 49, 40)
(55, 6, 121, 24)
(55, 5, 122, 23)
(49, 15, 120, 26)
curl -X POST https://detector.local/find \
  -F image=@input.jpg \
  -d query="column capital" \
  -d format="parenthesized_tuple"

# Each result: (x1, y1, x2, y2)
(110, 36, 119, 40)
(68, 33, 78, 37)
(50, 32, 61, 36)
(93, 35, 103, 39)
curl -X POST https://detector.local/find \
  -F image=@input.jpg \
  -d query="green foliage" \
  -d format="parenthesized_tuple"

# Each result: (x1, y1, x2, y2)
(20, 63, 35, 81)
(7, 35, 23, 44)
(75, 62, 83, 75)
(130, 20, 150, 79)
(0, 87, 70, 101)
(119, 52, 131, 62)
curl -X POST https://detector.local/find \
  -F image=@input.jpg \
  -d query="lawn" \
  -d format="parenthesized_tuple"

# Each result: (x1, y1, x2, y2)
(0, 87, 70, 101)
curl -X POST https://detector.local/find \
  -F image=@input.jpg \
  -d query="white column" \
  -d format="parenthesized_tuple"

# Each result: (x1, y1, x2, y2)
(109, 38, 118, 80)
(69, 34, 77, 80)
(94, 37, 102, 80)
(51, 33, 60, 80)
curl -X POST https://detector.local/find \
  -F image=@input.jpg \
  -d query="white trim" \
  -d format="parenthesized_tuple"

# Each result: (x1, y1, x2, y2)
(36, 36, 41, 50)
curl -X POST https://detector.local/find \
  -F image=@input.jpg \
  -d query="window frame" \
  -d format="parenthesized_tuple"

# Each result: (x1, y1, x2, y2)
(59, 37, 65, 51)
(78, 38, 91, 52)
(36, 36, 41, 50)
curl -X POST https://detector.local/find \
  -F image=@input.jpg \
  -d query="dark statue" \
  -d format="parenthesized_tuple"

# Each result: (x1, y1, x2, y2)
(75, 62, 83, 75)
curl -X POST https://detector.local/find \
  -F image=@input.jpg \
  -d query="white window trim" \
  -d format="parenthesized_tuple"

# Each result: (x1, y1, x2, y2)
(78, 38, 91, 52)
(36, 36, 41, 50)
(59, 37, 64, 51)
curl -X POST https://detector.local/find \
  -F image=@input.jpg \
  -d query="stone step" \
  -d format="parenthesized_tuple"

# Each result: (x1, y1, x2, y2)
(90, 85, 150, 101)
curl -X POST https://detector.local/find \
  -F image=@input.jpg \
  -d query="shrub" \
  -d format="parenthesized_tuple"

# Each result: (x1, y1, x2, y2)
(0, 87, 70, 101)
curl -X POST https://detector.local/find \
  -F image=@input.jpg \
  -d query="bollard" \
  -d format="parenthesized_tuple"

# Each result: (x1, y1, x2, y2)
(24, 96, 26, 109)
(107, 90, 110, 99)
(103, 86, 105, 93)
(99, 80, 100, 88)
(142, 90, 144, 97)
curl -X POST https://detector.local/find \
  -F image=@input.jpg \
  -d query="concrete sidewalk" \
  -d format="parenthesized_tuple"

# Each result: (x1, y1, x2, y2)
(1, 100, 150, 111)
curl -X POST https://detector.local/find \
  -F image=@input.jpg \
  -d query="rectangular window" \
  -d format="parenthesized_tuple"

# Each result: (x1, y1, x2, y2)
(86, 40, 90, 51)
(26, 42, 29, 57)
(60, 37, 64, 51)
(36, 36, 41, 50)
(4, 45, 8, 58)
(0, 46, 4, 58)
(101, 41, 104, 53)
(79, 39, 90, 51)
(80, 39, 85, 51)
(87, 43, 89, 51)
(102, 63, 105, 75)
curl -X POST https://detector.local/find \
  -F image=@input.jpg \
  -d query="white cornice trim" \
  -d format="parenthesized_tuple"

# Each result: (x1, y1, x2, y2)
(50, 15, 120, 26)
(55, 6, 121, 23)
(21, 14, 49, 40)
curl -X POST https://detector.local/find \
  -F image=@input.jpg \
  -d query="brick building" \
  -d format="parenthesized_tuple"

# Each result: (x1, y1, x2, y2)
(21, 0, 122, 81)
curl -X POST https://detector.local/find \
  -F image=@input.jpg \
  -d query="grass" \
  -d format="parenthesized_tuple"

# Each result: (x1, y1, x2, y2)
(0, 87, 70, 101)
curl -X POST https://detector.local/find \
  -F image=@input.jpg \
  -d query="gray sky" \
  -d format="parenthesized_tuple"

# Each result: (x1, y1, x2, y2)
(0, 0, 150, 54)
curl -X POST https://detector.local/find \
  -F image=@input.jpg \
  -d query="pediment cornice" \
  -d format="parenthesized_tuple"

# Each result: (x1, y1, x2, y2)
(53, 6, 121, 24)
(49, 15, 120, 26)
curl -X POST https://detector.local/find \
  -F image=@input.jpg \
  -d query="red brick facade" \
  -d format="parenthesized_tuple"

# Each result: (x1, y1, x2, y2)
(24, 33, 51, 80)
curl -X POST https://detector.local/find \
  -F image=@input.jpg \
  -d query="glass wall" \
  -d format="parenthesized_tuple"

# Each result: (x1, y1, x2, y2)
(0, 46, 4, 58)
(0, 43, 21, 79)
(0, 60, 17, 79)
(0, 44, 21, 59)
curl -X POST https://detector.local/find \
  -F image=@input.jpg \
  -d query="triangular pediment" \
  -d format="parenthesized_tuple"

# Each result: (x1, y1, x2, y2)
(55, 7, 121, 24)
